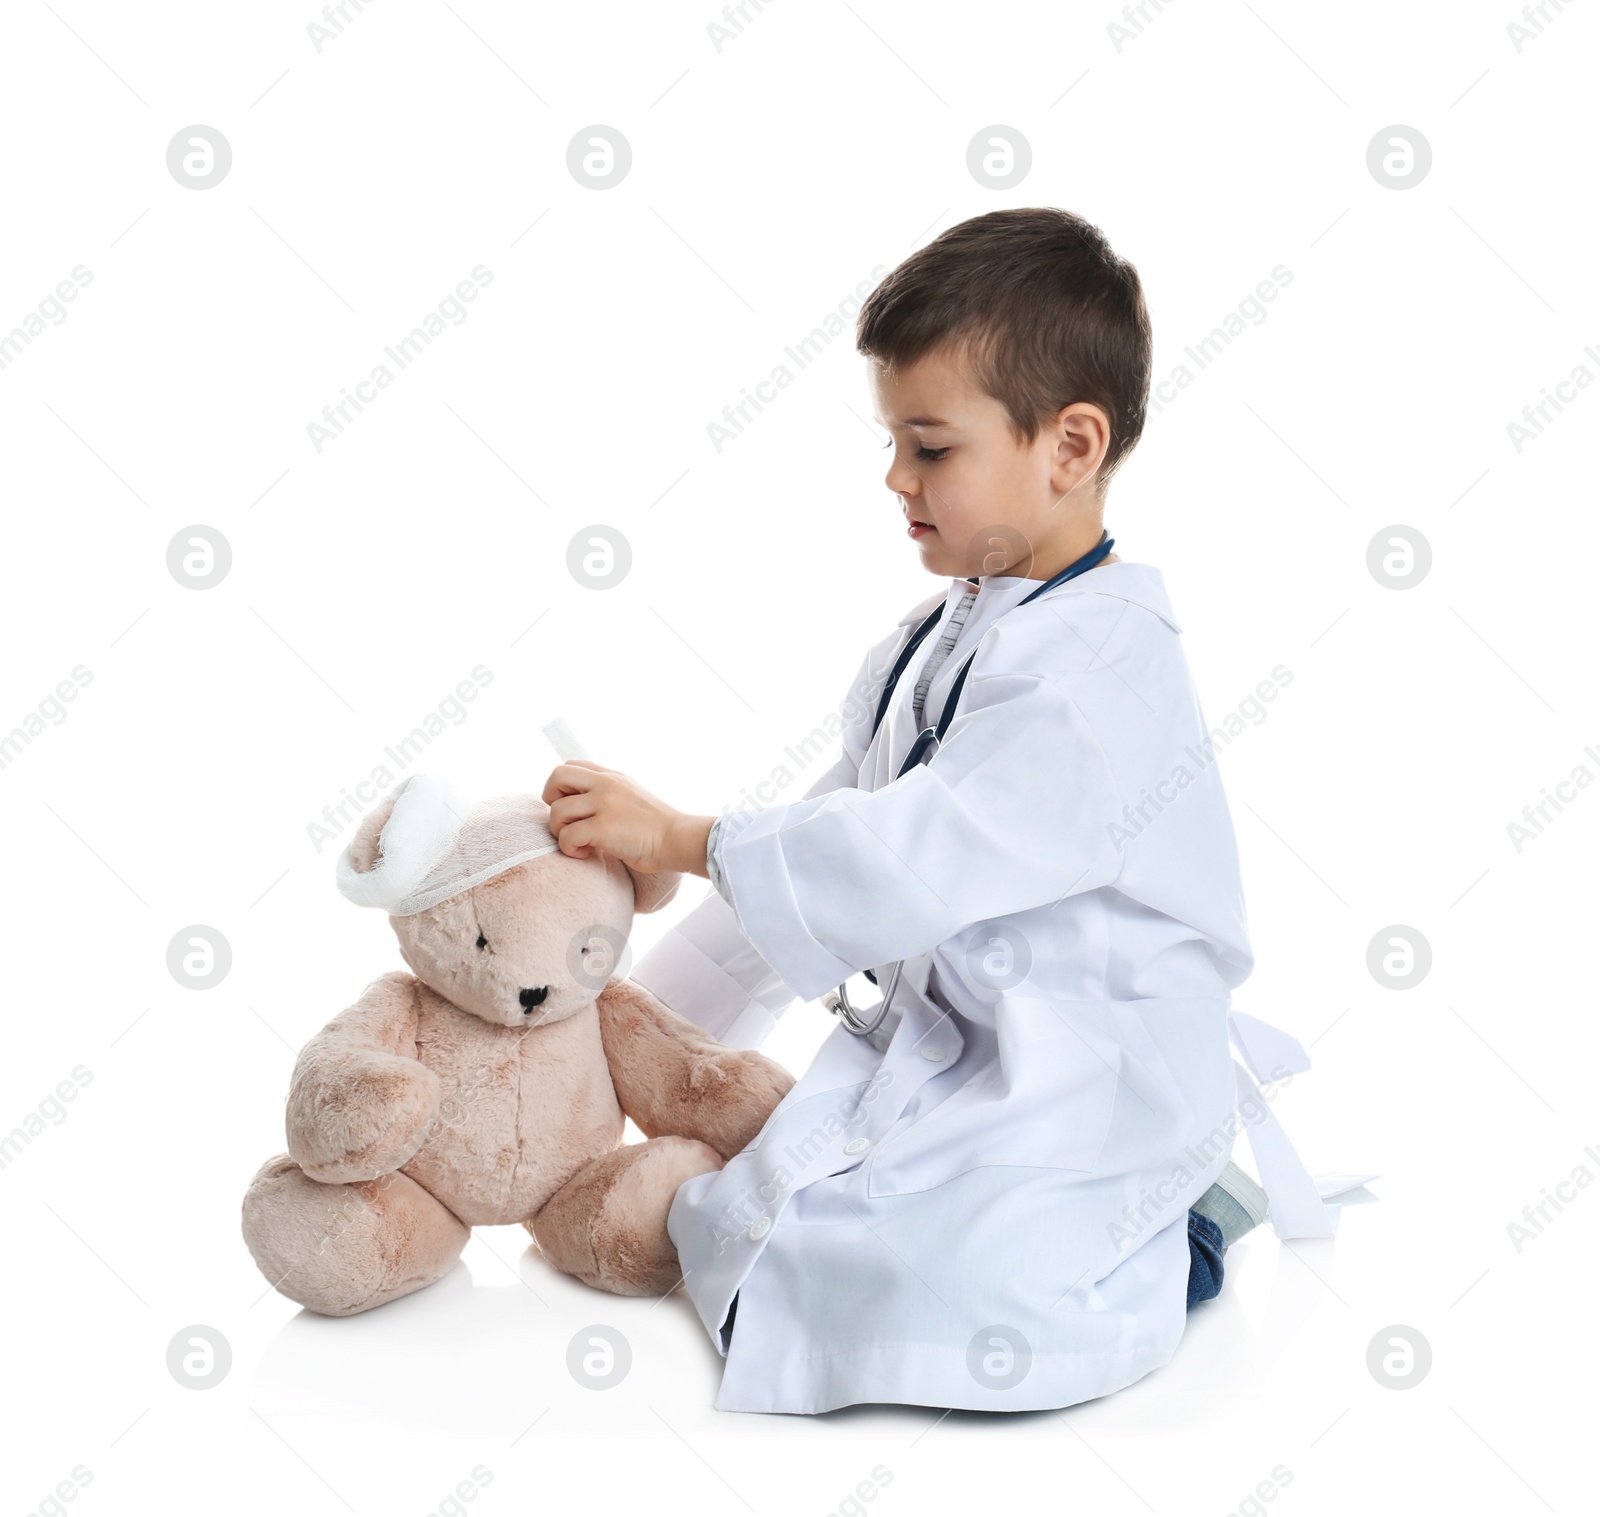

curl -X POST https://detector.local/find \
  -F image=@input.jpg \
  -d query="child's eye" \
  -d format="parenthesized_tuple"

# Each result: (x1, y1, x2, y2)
(881, 438, 949, 463)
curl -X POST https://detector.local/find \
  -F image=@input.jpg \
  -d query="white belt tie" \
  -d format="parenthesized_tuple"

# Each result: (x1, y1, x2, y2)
(1227, 1008, 1376, 1240)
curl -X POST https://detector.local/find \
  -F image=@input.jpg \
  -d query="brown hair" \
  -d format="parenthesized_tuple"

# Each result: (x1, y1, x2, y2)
(855, 207, 1152, 489)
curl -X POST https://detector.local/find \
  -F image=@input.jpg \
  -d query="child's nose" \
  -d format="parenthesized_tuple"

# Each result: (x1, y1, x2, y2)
(886, 460, 922, 499)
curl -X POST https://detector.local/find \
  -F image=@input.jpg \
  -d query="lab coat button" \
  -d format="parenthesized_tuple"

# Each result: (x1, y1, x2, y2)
(747, 1217, 772, 1241)
(843, 1138, 869, 1155)
(921, 1045, 947, 1061)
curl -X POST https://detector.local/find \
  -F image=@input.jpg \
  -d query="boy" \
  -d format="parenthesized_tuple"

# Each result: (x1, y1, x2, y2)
(544, 209, 1323, 1416)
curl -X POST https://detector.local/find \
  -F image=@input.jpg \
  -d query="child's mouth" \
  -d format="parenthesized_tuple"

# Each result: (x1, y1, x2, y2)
(907, 520, 933, 538)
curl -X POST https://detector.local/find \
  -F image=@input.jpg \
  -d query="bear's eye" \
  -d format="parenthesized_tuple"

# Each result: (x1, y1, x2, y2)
(476, 933, 488, 950)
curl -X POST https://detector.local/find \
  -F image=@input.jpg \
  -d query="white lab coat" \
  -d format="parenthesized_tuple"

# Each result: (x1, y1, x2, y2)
(633, 561, 1351, 1416)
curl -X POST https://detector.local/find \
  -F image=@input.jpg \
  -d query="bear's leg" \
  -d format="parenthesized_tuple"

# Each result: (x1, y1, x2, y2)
(528, 1136, 723, 1297)
(242, 1154, 469, 1316)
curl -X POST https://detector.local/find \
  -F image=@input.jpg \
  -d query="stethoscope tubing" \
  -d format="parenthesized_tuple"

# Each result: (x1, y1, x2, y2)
(828, 531, 1116, 1037)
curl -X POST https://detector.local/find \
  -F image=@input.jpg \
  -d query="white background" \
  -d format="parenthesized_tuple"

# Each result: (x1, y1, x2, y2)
(1, 1, 1595, 1513)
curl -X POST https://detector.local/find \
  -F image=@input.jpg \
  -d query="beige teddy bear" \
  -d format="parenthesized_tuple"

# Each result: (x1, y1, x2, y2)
(241, 774, 793, 1315)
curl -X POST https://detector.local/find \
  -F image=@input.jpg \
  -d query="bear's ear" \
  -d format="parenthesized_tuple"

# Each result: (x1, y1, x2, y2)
(625, 865, 681, 915)
(335, 775, 469, 912)
(347, 791, 401, 875)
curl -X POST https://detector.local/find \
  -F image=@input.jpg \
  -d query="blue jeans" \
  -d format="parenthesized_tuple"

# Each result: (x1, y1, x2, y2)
(1186, 1209, 1225, 1308)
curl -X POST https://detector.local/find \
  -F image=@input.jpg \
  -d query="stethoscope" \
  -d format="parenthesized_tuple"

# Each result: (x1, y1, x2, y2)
(821, 531, 1116, 1040)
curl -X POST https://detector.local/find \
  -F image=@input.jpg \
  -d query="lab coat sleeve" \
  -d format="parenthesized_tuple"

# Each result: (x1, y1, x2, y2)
(629, 620, 906, 1044)
(627, 886, 802, 1049)
(714, 667, 1127, 999)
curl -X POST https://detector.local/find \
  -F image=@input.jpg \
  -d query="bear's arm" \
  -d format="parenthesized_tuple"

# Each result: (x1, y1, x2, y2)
(596, 977, 794, 1161)
(285, 970, 443, 1184)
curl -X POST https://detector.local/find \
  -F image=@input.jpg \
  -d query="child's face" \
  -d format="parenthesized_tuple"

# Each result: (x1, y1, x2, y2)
(869, 344, 1109, 580)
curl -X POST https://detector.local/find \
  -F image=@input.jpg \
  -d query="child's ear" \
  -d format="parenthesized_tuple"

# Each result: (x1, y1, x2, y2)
(625, 865, 681, 915)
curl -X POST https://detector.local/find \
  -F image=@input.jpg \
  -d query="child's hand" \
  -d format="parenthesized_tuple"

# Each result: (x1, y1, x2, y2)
(542, 761, 713, 878)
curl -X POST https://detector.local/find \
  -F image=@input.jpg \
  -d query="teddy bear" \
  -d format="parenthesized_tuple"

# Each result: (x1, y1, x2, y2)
(241, 774, 793, 1316)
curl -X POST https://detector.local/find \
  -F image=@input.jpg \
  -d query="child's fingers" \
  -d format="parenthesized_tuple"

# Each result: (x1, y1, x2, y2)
(542, 761, 604, 803)
(554, 818, 597, 858)
(546, 792, 598, 834)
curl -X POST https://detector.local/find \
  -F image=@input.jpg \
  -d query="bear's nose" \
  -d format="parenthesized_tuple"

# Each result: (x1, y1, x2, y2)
(519, 986, 549, 1013)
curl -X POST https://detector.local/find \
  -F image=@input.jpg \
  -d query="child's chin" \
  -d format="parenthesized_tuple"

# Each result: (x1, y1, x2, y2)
(914, 535, 954, 571)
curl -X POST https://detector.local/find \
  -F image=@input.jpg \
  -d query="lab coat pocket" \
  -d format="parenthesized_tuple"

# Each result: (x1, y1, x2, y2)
(865, 1016, 1121, 1199)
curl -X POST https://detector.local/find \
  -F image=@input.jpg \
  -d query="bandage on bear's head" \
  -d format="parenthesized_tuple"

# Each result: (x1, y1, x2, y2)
(335, 774, 681, 1028)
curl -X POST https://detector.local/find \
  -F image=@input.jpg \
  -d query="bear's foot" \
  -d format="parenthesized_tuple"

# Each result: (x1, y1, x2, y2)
(529, 1136, 723, 1297)
(242, 1154, 469, 1316)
